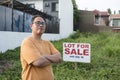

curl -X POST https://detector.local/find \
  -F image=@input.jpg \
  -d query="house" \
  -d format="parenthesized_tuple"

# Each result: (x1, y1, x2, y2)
(0, 0, 73, 52)
(109, 14, 120, 26)
(19, 0, 58, 17)
(43, 0, 59, 18)
(18, 0, 60, 33)
(78, 10, 110, 33)
(93, 9, 110, 26)
(109, 14, 120, 32)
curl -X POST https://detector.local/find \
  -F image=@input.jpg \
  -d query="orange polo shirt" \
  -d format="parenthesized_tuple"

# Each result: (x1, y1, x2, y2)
(20, 36, 59, 80)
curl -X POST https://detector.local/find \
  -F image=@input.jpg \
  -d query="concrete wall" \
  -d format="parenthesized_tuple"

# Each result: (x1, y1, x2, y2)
(59, 0, 73, 37)
(79, 10, 111, 33)
(0, 31, 61, 52)
(0, 0, 73, 52)
(79, 10, 96, 32)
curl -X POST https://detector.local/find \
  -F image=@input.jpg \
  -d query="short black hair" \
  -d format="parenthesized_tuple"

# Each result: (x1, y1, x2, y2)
(31, 15, 43, 23)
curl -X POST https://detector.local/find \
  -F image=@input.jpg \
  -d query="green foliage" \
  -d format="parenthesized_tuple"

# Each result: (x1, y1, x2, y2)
(72, 0, 80, 30)
(107, 8, 112, 14)
(0, 47, 21, 80)
(0, 31, 120, 80)
(0, 47, 20, 60)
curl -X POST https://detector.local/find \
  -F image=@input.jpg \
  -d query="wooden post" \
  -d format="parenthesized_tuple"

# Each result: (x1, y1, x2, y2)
(73, 62, 78, 70)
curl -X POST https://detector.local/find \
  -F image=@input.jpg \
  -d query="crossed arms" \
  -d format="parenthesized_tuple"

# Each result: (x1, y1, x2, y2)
(32, 53, 62, 67)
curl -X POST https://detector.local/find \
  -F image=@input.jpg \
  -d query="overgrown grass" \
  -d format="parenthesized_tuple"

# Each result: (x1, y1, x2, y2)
(0, 47, 21, 80)
(0, 31, 120, 80)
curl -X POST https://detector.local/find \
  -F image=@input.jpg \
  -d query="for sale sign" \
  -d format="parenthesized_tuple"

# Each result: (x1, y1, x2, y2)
(63, 43, 91, 63)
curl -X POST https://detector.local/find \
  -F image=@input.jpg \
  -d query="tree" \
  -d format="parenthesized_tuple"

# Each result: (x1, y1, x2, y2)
(72, 0, 80, 31)
(107, 8, 112, 14)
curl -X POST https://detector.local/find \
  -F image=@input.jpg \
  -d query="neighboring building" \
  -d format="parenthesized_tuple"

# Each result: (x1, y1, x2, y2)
(19, 0, 43, 11)
(19, 0, 59, 17)
(43, 0, 59, 33)
(109, 14, 120, 32)
(93, 10, 110, 26)
(19, 0, 59, 33)
(109, 14, 120, 27)
(0, 0, 73, 52)
(78, 10, 110, 33)
(78, 10, 95, 32)
(43, 0, 59, 18)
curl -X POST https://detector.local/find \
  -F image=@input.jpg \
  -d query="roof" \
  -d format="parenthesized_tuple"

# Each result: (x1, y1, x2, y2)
(110, 14, 120, 19)
(93, 9, 110, 17)
(0, 0, 53, 20)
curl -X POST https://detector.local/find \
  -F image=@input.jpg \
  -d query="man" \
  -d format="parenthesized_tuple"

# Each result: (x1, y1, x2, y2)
(20, 15, 61, 80)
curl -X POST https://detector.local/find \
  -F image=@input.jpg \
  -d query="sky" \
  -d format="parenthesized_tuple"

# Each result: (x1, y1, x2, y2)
(75, 0, 120, 13)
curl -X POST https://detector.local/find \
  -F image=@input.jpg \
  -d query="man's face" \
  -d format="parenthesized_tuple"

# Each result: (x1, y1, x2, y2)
(31, 17, 46, 35)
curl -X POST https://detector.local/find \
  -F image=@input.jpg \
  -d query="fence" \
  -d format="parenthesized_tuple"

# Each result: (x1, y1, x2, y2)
(0, 0, 59, 33)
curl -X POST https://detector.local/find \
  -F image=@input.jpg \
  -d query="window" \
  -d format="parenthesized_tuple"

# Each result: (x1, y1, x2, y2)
(113, 19, 120, 26)
(95, 17, 99, 24)
(51, 2, 58, 12)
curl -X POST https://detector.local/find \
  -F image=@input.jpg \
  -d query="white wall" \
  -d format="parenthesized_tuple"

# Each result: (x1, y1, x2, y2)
(59, 0, 73, 38)
(0, 31, 61, 52)
(0, 31, 30, 52)
(0, 0, 73, 52)
(109, 20, 113, 27)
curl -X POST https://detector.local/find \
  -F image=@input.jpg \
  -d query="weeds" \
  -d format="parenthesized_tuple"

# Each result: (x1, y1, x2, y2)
(0, 31, 120, 80)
